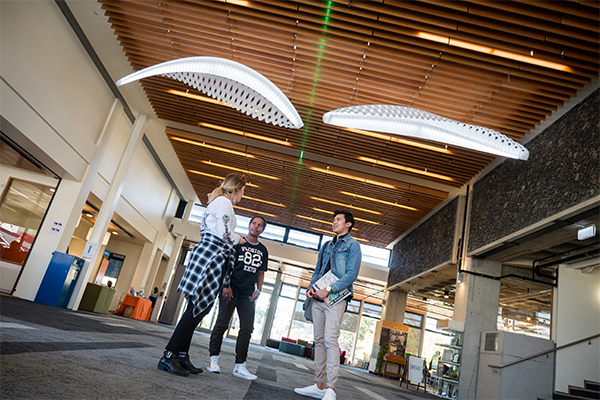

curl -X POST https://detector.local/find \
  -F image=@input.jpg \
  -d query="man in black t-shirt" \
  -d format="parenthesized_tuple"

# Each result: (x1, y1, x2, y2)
(207, 216, 269, 381)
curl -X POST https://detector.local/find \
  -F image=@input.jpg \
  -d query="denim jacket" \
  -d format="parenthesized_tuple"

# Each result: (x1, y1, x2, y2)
(309, 234, 362, 297)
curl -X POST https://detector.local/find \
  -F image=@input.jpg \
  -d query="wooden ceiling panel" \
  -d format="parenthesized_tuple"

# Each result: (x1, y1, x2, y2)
(102, 0, 599, 247)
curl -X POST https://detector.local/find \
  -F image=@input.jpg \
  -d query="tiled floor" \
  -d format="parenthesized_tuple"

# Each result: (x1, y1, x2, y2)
(0, 295, 437, 400)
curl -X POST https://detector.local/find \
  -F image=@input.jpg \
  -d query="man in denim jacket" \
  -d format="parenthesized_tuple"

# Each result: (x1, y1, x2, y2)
(295, 210, 362, 400)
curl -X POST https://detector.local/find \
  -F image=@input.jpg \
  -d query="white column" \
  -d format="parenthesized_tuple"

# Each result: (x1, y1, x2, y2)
(68, 114, 147, 309)
(454, 257, 502, 400)
(152, 199, 194, 322)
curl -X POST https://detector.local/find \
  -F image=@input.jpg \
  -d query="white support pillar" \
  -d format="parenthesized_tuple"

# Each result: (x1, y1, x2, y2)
(454, 257, 502, 400)
(68, 114, 147, 310)
(152, 200, 194, 322)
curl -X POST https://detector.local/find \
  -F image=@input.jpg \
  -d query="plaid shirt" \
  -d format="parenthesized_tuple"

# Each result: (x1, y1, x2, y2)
(177, 232, 235, 317)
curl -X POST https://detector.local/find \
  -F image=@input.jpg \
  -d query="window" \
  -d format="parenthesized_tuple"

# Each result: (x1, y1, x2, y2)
(0, 178, 56, 266)
(261, 223, 286, 242)
(189, 203, 205, 223)
(287, 229, 321, 250)
(288, 288, 313, 341)
(404, 312, 424, 357)
(269, 283, 297, 340)
(359, 243, 391, 267)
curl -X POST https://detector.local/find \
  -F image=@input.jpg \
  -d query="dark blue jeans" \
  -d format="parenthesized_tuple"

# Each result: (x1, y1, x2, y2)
(208, 294, 255, 364)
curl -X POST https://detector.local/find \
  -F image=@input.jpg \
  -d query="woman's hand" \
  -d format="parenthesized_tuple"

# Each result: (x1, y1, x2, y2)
(238, 236, 247, 245)
(222, 287, 233, 301)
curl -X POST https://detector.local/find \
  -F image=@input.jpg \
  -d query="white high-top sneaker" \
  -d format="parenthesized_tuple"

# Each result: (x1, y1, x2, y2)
(232, 362, 257, 380)
(207, 355, 221, 373)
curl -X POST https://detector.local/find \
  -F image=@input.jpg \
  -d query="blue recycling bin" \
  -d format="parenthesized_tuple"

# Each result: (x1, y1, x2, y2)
(34, 252, 84, 308)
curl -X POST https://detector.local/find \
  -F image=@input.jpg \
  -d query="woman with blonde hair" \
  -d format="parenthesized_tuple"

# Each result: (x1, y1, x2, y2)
(158, 173, 246, 376)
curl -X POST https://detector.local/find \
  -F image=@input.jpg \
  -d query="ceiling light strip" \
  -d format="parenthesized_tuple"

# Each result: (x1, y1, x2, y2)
(417, 32, 571, 72)
(168, 89, 226, 106)
(200, 122, 292, 147)
(346, 128, 452, 154)
(339, 191, 418, 211)
(359, 157, 455, 182)
(310, 197, 383, 215)
(234, 205, 276, 218)
(309, 167, 396, 189)
(200, 161, 280, 180)
(170, 136, 255, 158)
(312, 208, 380, 225)
(296, 214, 359, 231)
(243, 196, 286, 207)
(187, 169, 259, 187)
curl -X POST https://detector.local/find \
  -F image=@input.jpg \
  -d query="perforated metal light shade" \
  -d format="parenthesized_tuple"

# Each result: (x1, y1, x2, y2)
(117, 57, 303, 129)
(323, 105, 529, 160)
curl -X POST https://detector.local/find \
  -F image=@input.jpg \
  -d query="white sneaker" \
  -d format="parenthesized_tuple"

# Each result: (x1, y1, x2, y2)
(322, 388, 336, 400)
(233, 362, 257, 380)
(294, 384, 327, 399)
(207, 355, 220, 373)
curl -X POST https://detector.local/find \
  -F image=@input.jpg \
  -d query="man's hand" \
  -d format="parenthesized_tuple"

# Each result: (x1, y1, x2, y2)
(307, 287, 315, 299)
(248, 290, 260, 302)
(314, 288, 329, 301)
(222, 287, 233, 301)
(238, 236, 247, 245)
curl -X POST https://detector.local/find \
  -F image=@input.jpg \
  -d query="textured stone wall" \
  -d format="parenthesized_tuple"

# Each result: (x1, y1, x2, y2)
(388, 197, 459, 287)
(468, 88, 599, 252)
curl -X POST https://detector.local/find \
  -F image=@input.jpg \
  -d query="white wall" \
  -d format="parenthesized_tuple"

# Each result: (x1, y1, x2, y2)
(554, 265, 600, 392)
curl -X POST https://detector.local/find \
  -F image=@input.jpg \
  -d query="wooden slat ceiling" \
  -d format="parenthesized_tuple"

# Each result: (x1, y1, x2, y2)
(101, 0, 599, 248)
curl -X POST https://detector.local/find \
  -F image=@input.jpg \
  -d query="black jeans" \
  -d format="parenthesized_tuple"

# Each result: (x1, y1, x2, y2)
(165, 299, 212, 354)
(208, 294, 256, 364)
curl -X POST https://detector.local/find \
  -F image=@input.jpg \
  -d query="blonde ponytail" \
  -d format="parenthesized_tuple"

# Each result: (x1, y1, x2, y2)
(207, 173, 246, 204)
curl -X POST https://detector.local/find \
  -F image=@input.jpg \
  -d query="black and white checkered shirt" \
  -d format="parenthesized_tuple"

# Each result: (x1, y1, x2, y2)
(177, 232, 235, 317)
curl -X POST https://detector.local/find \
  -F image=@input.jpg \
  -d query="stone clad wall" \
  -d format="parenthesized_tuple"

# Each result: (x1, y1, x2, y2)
(388, 197, 459, 287)
(468, 89, 599, 253)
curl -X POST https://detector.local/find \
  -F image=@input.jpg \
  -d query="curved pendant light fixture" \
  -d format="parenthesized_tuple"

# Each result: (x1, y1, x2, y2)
(323, 105, 529, 160)
(117, 57, 303, 129)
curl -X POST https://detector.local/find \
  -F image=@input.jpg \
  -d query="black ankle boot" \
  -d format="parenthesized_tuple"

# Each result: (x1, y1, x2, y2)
(178, 354, 203, 374)
(158, 351, 190, 376)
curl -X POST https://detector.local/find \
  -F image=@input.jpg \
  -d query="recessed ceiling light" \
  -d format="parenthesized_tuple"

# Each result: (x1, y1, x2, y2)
(85, 213, 93, 218)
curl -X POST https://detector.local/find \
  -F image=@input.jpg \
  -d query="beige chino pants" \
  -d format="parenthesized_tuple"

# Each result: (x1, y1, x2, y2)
(312, 299, 346, 389)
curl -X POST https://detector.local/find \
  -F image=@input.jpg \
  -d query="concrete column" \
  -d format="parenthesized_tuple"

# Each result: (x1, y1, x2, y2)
(68, 114, 147, 310)
(382, 288, 408, 323)
(454, 257, 502, 400)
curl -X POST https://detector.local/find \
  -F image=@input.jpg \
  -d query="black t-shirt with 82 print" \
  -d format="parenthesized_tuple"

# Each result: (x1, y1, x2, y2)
(229, 238, 268, 299)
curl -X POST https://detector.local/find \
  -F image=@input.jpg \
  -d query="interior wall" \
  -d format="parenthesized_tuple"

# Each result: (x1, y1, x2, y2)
(0, 0, 113, 181)
(554, 265, 600, 392)
(102, 237, 144, 311)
